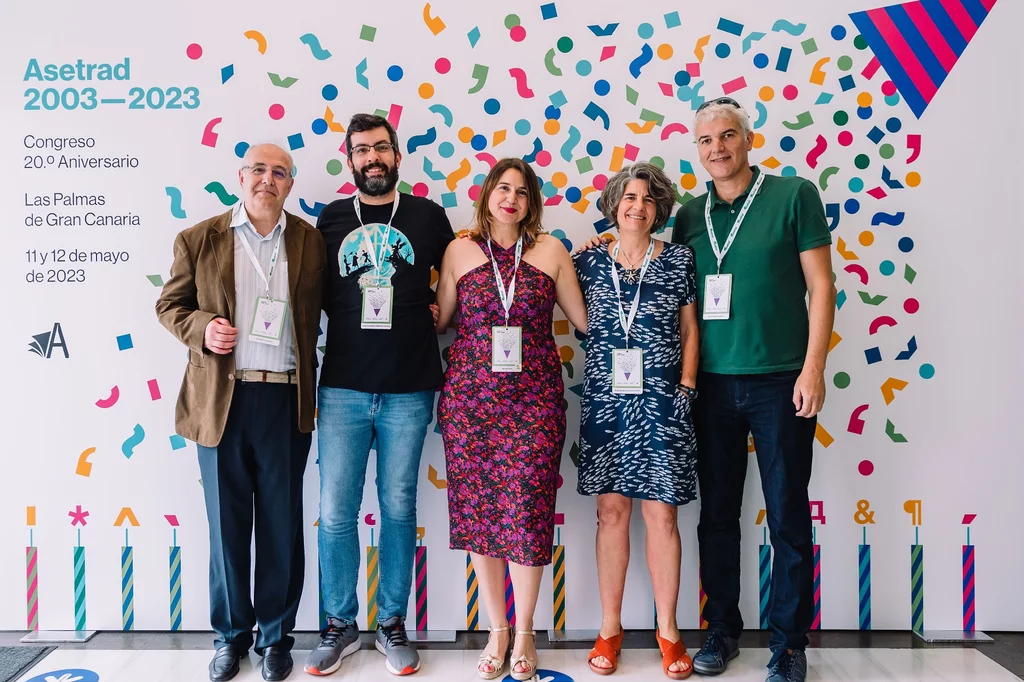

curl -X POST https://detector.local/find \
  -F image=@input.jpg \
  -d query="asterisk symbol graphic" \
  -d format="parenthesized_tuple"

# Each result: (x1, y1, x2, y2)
(68, 505, 89, 526)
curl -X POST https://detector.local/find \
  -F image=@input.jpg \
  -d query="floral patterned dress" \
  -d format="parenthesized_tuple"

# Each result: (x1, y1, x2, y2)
(438, 240, 565, 566)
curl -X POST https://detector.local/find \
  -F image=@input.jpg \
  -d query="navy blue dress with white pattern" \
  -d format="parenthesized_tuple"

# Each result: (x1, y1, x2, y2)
(572, 241, 698, 505)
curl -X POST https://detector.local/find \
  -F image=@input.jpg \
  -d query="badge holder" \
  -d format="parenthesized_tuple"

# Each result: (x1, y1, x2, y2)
(249, 297, 288, 346)
(611, 348, 644, 394)
(361, 285, 394, 329)
(491, 326, 522, 372)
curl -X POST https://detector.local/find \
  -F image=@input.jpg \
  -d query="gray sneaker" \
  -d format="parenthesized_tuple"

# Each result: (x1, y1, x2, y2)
(303, 618, 360, 676)
(375, 616, 420, 676)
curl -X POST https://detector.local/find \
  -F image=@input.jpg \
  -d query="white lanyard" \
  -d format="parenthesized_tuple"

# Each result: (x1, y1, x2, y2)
(354, 193, 400, 275)
(704, 170, 766, 273)
(486, 236, 523, 326)
(238, 225, 283, 298)
(609, 239, 655, 347)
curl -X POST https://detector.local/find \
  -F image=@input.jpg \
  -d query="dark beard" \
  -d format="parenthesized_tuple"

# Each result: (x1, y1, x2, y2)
(354, 162, 399, 196)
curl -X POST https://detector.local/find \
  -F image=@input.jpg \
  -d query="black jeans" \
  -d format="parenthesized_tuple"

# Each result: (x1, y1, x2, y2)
(196, 383, 311, 654)
(695, 370, 815, 657)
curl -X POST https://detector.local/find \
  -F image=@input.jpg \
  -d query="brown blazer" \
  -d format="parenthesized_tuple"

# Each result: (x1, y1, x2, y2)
(155, 209, 325, 447)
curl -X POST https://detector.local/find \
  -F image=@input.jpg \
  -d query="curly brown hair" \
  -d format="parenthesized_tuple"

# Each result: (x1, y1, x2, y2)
(469, 158, 544, 247)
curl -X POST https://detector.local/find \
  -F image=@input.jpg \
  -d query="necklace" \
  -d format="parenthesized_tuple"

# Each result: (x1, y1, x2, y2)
(617, 241, 651, 285)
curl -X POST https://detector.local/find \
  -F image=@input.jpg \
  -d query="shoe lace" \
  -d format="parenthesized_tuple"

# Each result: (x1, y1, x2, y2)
(382, 620, 409, 648)
(770, 650, 795, 676)
(698, 631, 725, 658)
(318, 621, 344, 649)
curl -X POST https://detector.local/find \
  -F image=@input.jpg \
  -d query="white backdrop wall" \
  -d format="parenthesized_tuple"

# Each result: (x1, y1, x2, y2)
(2, 0, 1021, 633)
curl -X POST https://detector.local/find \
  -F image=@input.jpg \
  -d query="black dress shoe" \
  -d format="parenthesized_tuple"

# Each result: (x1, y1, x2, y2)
(262, 645, 294, 681)
(209, 645, 243, 682)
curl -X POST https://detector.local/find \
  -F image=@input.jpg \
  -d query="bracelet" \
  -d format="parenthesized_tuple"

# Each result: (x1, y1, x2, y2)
(678, 384, 698, 400)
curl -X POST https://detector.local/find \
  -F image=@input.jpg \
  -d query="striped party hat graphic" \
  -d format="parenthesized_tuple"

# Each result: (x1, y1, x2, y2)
(850, 0, 997, 118)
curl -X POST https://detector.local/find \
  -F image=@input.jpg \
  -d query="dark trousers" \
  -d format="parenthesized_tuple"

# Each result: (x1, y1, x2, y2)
(695, 370, 816, 657)
(196, 382, 311, 653)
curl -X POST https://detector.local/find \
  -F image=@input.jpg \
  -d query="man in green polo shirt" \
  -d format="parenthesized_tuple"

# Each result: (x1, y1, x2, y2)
(672, 98, 835, 682)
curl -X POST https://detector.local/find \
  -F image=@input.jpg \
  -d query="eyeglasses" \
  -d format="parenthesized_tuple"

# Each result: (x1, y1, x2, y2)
(696, 97, 742, 113)
(241, 164, 291, 180)
(350, 142, 396, 157)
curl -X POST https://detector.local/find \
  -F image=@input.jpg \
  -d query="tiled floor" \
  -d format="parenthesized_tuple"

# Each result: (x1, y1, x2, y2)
(10, 646, 1023, 682)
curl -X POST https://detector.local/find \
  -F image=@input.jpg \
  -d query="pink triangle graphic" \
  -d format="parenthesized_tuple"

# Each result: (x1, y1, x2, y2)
(504, 349, 511, 358)
(374, 308, 381, 315)
(713, 297, 721, 305)
(624, 372, 631, 380)
(264, 321, 272, 330)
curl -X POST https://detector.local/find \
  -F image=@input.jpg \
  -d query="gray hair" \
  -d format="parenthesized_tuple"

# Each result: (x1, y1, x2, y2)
(241, 142, 295, 176)
(599, 162, 676, 231)
(694, 101, 753, 138)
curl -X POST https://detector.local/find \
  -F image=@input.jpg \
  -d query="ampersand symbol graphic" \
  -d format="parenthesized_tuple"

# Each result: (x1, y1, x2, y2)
(854, 499, 875, 525)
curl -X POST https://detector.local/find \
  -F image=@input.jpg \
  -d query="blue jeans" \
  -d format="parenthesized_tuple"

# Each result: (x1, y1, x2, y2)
(317, 387, 434, 624)
(695, 371, 816, 659)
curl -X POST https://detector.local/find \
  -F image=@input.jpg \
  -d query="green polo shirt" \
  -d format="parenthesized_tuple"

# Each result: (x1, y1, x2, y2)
(671, 167, 831, 374)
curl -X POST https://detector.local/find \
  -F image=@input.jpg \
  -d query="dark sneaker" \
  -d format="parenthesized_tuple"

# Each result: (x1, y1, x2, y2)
(303, 618, 360, 676)
(375, 616, 420, 676)
(692, 630, 740, 675)
(767, 649, 807, 682)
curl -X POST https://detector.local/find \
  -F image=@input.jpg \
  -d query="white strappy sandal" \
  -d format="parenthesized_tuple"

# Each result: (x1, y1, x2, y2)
(477, 625, 511, 680)
(510, 629, 539, 681)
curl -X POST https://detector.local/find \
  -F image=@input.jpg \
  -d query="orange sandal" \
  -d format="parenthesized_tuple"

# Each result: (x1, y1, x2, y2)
(587, 630, 624, 675)
(655, 631, 693, 680)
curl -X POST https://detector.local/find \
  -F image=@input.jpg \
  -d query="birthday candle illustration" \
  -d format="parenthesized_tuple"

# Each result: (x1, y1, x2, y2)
(415, 527, 428, 632)
(69, 504, 89, 630)
(812, 538, 821, 630)
(166, 515, 182, 631)
(904, 499, 924, 633)
(552, 527, 565, 631)
(962, 515, 977, 632)
(759, 526, 771, 630)
(466, 552, 479, 631)
(698, 562, 708, 630)
(26, 506, 39, 631)
(859, 528, 871, 630)
(122, 532, 135, 631)
(854, 499, 875, 631)
(504, 563, 516, 628)
(115, 508, 140, 631)
(367, 527, 379, 630)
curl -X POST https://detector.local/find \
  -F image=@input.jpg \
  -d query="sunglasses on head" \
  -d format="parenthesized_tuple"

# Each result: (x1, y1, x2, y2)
(697, 96, 742, 112)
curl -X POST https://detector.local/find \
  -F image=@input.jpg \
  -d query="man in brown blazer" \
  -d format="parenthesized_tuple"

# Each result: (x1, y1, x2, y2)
(156, 143, 324, 682)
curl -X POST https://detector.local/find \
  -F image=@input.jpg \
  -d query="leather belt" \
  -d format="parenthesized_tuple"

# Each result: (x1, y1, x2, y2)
(236, 369, 297, 384)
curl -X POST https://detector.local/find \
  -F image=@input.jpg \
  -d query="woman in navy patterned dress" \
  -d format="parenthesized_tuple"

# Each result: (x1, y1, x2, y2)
(573, 163, 699, 679)
(435, 158, 587, 680)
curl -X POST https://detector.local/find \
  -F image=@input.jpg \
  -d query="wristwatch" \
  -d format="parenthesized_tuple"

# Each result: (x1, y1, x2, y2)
(677, 384, 698, 400)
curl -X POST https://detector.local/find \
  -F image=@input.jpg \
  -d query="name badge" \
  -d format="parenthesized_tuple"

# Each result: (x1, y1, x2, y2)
(703, 273, 733, 320)
(611, 348, 644, 394)
(361, 286, 394, 329)
(491, 326, 522, 372)
(249, 297, 288, 346)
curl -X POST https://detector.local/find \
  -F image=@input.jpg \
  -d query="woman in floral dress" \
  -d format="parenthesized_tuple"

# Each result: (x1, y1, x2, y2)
(435, 158, 587, 679)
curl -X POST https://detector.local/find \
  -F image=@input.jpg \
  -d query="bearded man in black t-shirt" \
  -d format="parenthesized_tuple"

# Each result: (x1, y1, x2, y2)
(305, 114, 453, 678)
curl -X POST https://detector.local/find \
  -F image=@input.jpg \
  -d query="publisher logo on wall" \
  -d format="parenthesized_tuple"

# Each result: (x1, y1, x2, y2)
(29, 322, 70, 358)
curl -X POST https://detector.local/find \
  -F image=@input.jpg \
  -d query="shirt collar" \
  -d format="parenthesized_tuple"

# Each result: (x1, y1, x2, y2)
(230, 202, 286, 239)
(710, 166, 761, 206)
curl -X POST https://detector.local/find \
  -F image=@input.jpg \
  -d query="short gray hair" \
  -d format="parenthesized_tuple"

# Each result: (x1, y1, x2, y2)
(599, 163, 675, 231)
(241, 142, 295, 175)
(694, 101, 753, 138)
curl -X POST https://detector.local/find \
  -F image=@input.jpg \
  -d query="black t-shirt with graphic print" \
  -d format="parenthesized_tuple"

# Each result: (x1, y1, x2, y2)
(317, 193, 454, 393)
